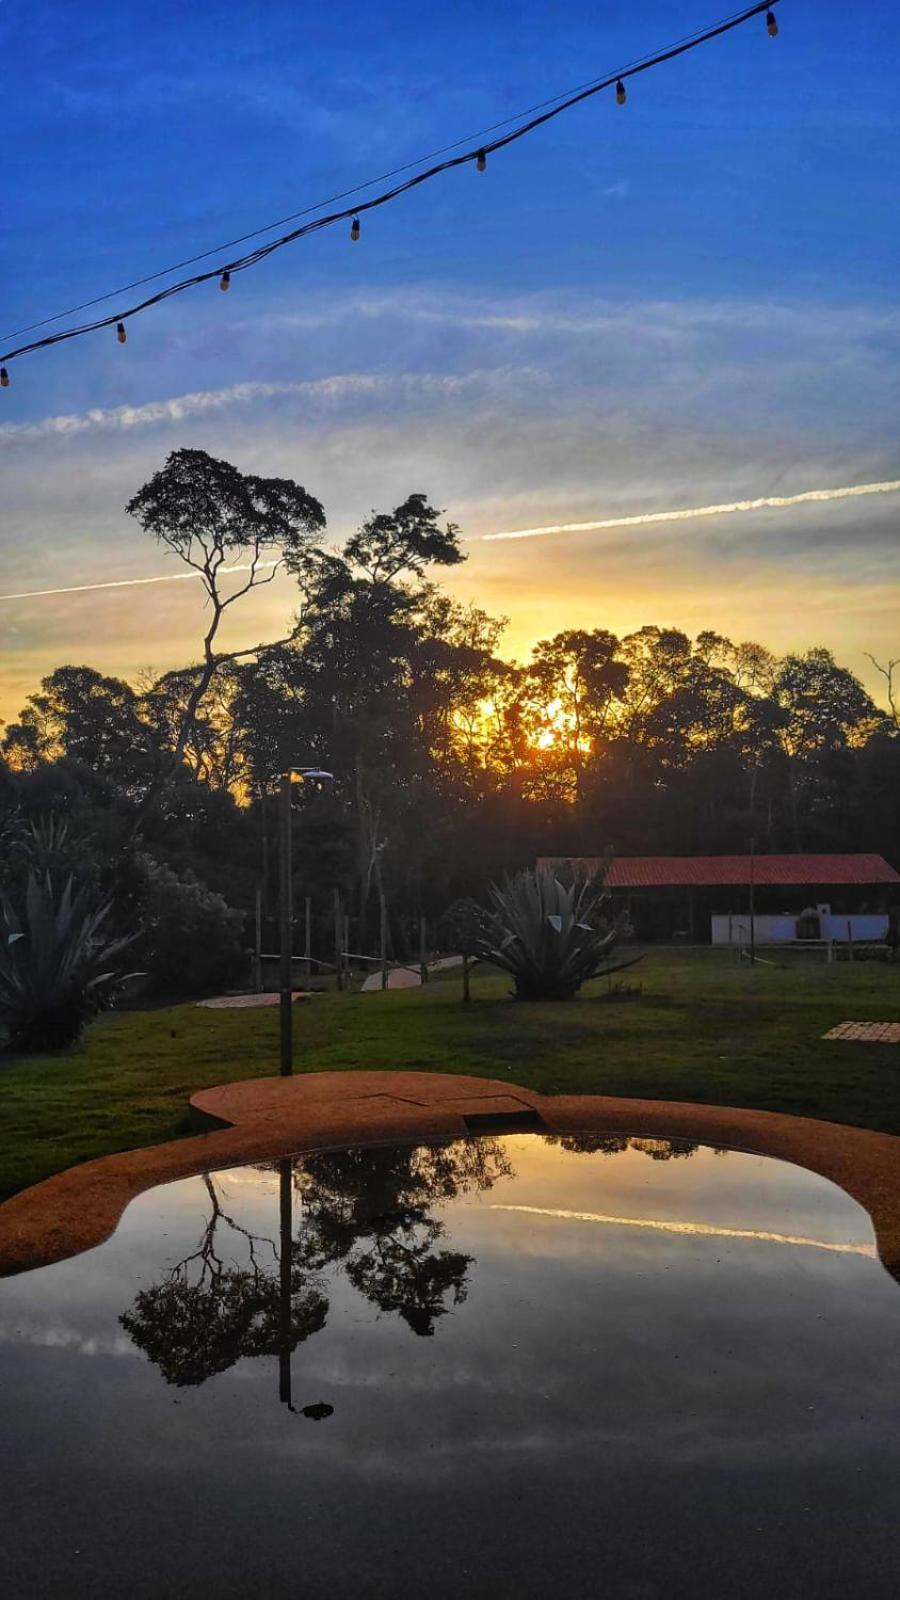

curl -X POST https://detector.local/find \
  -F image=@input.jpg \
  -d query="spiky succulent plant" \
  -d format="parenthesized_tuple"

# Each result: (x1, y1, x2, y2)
(472, 866, 639, 1001)
(0, 872, 136, 1051)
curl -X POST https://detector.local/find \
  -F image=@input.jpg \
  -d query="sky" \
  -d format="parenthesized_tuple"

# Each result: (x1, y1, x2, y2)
(1, 0, 898, 723)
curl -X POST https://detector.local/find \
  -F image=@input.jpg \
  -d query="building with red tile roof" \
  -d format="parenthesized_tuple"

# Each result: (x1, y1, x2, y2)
(538, 853, 900, 889)
(536, 853, 900, 942)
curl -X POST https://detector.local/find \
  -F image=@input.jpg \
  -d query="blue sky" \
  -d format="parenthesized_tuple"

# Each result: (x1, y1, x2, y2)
(1, 0, 898, 716)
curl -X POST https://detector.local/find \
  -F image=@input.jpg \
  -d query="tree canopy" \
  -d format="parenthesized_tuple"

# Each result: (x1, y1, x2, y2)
(2, 453, 896, 969)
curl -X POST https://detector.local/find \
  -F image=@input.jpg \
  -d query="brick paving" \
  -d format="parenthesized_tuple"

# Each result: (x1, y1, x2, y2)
(823, 1020, 900, 1043)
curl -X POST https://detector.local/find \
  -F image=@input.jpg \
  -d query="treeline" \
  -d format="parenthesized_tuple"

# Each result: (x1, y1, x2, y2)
(1, 449, 897, 982)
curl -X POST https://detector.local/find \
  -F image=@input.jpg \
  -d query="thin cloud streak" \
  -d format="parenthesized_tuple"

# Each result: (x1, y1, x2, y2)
(0, 379, 375, 440)
(4, 479, 899, 605)
(0, 560, 278, 603)
(0, 369, 523, 442)
(482, 480, 900, 541)
(487, 1205, 875, 1258)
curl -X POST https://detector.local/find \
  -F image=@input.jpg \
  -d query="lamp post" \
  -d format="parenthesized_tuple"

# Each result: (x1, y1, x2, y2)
(748, 835, 756, 966)
(279, 766, 333, 1076)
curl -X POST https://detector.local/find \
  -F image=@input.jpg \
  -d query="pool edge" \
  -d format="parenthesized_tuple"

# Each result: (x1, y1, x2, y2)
(2, 1069, 899, 1281)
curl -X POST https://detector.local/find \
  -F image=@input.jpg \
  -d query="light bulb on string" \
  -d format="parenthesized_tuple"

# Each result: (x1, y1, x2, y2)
(0, 367, 9, 388)
(0, 5, 793, 388)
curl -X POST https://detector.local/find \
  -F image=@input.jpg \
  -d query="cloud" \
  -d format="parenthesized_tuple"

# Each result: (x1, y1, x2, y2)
(0, 368, 541, 443)
(484, 479, 900, 542)
(4, 481, 898, 607)
(1, 287, 898, 716)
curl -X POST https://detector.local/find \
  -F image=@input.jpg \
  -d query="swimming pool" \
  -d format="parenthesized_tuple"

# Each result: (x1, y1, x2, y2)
(2, 1133, 899, 1598)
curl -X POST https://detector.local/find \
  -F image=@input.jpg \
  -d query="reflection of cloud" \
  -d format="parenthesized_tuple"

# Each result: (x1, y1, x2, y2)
(487, 1205, 876, 1257)
(0, 1321, 138, 1357)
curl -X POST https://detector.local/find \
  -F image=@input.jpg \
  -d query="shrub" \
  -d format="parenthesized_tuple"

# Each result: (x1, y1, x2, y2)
(442, 898, 490, 1002)
(0, 872, 135, 1051)
(135, 855, 246, 997)
(472, 866, 641, 1001)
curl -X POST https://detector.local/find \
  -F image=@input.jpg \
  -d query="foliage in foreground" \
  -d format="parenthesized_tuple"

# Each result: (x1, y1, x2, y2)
(0, 871, 136, 1051)
(473, 867, 640, 1001)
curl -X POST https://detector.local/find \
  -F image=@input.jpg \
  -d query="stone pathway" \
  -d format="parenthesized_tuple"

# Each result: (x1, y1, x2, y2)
(197, 992, 309, 1009)
(360, 955, 464, 992)
(823, 1021, 900, 1043)
(360, 967, 421, 992)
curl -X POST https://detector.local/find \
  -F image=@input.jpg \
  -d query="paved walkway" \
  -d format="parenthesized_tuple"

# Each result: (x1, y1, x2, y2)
(197, 992, 310, 1009)
(824, 1020, 900, 1043)
(198, 957, 464, 1004)
(360, 955, 464, 992)
(360, 967, 420, 992)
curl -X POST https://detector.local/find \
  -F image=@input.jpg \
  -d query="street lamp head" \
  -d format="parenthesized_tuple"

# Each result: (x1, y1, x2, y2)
(284, 766, 334, 782)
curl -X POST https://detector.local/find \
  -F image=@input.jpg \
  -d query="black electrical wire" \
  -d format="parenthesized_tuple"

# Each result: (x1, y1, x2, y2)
(0, 1, 776, 344)
(0, 2, 780, 372)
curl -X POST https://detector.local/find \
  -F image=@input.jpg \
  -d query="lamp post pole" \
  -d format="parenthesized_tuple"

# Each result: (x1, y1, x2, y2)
(748, 835, 757, 966)
(278, 766, 333, 1077)
(278, 773, 294, 1077)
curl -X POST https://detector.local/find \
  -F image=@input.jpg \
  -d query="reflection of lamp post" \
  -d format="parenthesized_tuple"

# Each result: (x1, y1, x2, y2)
(278, 1157, 295, 1408)
(277, 1156, 334, 1421)
(279, 767, 333, 1077)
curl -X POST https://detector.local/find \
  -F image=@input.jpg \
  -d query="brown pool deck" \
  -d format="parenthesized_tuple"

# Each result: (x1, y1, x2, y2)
(2, 1069, 900, 1280)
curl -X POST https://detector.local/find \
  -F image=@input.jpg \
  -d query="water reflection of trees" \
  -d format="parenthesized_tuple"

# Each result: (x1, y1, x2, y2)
(119, 1174, 328, 1387)
(294, 1141, 513, 1337)
(545, 1134, 727, 1160)
(120, 1139, 513, 1386)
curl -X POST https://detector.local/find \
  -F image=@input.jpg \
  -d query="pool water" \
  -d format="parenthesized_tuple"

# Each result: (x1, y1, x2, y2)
(2, 1133, 899, 1599)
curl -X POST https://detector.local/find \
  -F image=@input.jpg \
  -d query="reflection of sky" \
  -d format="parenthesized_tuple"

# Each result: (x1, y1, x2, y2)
(1, 1134, 899, 1599)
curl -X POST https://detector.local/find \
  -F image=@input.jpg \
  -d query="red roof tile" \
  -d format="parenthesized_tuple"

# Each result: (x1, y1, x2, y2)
(537, 853, 900, 889)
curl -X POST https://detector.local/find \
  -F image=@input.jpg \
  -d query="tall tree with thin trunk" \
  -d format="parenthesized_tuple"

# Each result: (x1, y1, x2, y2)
(866, 653, 900, 732)
(125, 449, 325, 834)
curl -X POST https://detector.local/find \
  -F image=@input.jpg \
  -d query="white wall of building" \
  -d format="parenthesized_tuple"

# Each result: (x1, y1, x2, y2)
(711, 912, 889, 945)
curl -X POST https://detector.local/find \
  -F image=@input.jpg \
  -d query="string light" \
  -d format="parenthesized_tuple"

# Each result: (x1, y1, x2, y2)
(0, 2, 783, 387)
(0, 367, 8, 388)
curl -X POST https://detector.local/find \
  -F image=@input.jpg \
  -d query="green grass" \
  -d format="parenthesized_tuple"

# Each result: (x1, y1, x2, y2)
(1, 949, 898, 1202)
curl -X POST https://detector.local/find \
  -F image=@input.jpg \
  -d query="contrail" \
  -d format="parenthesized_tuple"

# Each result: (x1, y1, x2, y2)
(0, 559, 279, 603)
(481, 477, 900, 542)
(2, 478, 898, 603)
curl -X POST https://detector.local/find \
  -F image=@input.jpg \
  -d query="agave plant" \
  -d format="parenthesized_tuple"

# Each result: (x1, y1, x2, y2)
(0, 871, 136, 1051)
(473, 867, 640, 1001)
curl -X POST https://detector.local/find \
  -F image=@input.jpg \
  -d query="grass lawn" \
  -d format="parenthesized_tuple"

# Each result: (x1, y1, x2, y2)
(1, 948, 898, 1202)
